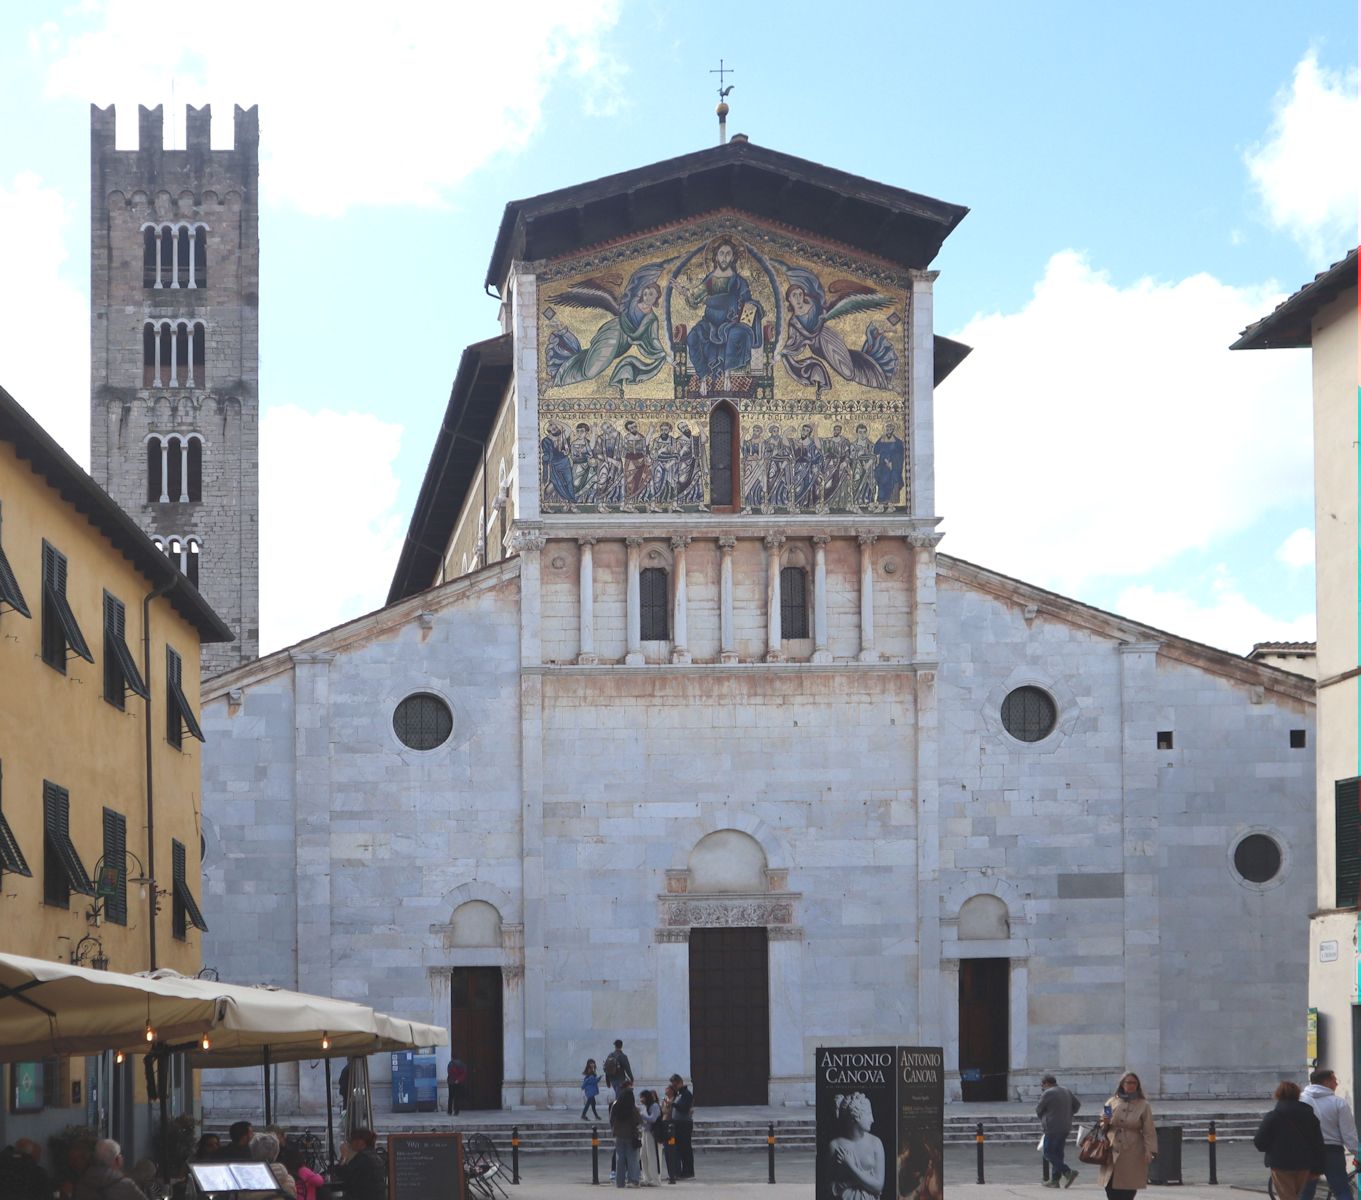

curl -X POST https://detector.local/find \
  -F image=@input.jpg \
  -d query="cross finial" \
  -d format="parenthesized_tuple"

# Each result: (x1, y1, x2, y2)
(711, 58, 735, 99)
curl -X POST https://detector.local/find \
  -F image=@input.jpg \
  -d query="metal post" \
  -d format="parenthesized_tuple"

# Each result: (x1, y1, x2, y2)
(1208, 1120, 1217, 1185)
(263, 1045, 273, 1126)
(324, 1057, 335, 1167)
(592, 1125, 599, 1185)
(767, 1122, 776, 1184)
(512, 1125, 520, 1185)
(976, 1122, 985, 1185)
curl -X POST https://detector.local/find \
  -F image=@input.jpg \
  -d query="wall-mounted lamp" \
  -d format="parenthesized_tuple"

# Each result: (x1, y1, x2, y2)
(71, 935, 109, 971)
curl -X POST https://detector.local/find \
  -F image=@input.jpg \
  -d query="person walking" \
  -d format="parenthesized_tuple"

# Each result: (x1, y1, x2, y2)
(669, 1074, 695, 1179)
(639, 1088, 663, 1187)
(1301, 1068, 1359, 1200)
(1037, 1073, 1082, 1188)
(447, 1057, 468, 1117)
(1256, 1080, 1326, 1200)
(611, 1085, 643, 1188)
(1096, 1071, 1157, 1200)
(582, 1059, 604, 1120)
(604, 1040, 634, 1099)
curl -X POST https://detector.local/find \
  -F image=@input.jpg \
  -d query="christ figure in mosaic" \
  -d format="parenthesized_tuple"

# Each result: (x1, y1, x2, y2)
(685, 237, 765, 382)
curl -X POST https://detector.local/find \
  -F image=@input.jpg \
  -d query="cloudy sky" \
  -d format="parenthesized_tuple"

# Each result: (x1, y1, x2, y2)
(0, 1, 1355, 655)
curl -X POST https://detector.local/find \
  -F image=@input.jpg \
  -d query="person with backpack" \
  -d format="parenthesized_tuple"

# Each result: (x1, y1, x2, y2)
(604, 1039, 633, 1098)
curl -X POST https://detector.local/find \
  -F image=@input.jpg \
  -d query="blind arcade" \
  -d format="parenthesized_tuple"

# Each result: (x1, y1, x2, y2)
(816, 1046, 944, 1200)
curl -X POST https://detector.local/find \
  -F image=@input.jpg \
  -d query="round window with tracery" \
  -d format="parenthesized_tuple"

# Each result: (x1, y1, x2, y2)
(393, 693, 453, 751)
(1000, 686, 1057, 743)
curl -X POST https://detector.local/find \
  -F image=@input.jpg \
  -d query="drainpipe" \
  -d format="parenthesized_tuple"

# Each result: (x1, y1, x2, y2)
(142, 573, 180, 971)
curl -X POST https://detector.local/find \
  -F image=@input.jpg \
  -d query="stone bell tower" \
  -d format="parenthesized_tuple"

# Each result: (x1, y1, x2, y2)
(90, 103, 259, 674)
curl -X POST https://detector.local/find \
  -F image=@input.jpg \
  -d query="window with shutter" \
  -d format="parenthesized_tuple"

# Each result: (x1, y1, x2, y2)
(640, 567, 669, 641)
(0, 764, 32, 878)
(41, 542, 93, 671)
(165, 646, 205, 749)
(43, 782, 94, 907)
(102, 808, 127, 925)
(103, 592, 149, 709)
(779, 566, 809, 639)
(0, 504, 30, 620)
(172, 838, 207, 938)
(1335, 777, 1361, 908)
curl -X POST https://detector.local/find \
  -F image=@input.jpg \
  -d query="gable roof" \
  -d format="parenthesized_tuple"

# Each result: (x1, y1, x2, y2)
(0, 383, 233, 643)
(387, 335, 514, 605)
(1231, 247, 1358, 350)
(486, 139, 968, 291)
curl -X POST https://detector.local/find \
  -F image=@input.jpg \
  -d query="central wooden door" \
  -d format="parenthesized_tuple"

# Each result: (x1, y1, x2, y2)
(959, 957, 1009, 1101)
(451, 967, 503, 1110)
(689, 927, 769, 1106)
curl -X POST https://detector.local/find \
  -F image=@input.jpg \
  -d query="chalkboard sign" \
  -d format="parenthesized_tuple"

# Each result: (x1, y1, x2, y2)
(387, 1131, 464, 1200)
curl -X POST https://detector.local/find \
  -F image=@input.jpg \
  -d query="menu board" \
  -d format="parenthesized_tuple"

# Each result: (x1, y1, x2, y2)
(388, 1132, 464, 1200)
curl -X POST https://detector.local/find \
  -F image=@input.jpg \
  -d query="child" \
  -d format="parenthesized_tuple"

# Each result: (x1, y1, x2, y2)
(581, 1058, 603, 1120)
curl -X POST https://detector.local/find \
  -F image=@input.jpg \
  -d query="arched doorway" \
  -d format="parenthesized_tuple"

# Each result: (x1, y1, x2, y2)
(448, 901, 504, 1110)
(957, 895, 1010, 1101)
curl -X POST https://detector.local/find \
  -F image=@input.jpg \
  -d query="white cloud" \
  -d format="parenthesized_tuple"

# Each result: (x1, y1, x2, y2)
(0, 173, 88, 463)
(1275, 527, 1315, 569)
(1245, 50, 1360, 259)
(38, 0, 623, 216)
(938, 251, 1312, 595)
(258, 406, 405, 654)
(1114, 574, 1314, 657)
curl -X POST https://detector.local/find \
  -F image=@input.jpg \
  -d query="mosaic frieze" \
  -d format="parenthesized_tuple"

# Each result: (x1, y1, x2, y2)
(537, 217, 911, 515)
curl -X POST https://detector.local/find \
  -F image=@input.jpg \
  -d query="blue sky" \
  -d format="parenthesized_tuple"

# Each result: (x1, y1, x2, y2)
(0, 1, 1354, 654)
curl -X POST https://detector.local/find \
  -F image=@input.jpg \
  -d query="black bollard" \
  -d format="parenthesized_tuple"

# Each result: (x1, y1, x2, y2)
(768, 1122, 776, 1184)
(976, 1122, 985, 1185)
(511, 1125, 520, 1185)
(1208, 1120, 1218, 1185)
(592, 1124, 599, 1185)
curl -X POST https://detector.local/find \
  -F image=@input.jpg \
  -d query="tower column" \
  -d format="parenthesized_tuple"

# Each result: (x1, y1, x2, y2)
(718, 535, 737, 663)
(170, 324, 180, 388)
(159, 440, 170, 504)
(671, 536, 690, 664)
(154, 325, 165, 389)
(625, 537, 644, 665)
(187, 227, 197, 289)
(170, 228, 180, 289)
(179, 439, 190, 503)
(153, 229, 163, 289)
(858, 533, 878, 662)
(812, 535, 831, 663)
(765, 532, 785, 662)
(577, 537, 597, 665)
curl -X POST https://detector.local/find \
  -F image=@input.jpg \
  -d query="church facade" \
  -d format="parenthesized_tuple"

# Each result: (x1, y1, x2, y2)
(200, 140, 1314, 1113)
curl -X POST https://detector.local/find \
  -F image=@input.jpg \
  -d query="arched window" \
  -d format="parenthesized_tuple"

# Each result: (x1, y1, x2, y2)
(185, 539, 200, 588)
(146, 439, 162, 503)
(143, 321, 206, 388)
(142, 223, 208, 288)
(640, 567, 669, 641)
(779, 566, 809, 639)
(166, 437, 183, 503)
(187, 437, 202, 501)
(709, 403, 738, 509)
(146, 434, 203, 503)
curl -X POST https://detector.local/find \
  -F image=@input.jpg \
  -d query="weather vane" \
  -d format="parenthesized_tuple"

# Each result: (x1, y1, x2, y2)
(711, 59, 735, 145)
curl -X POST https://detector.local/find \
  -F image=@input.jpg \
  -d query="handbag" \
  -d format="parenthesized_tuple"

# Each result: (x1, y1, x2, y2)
(1078, 1127, 1111, 1166)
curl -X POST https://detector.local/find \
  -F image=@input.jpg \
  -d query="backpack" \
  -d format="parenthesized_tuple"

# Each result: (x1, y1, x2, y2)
(604, 1051, 624, 1080)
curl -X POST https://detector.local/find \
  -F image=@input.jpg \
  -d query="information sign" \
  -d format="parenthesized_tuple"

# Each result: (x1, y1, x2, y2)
(387, 1131, 464, 1200)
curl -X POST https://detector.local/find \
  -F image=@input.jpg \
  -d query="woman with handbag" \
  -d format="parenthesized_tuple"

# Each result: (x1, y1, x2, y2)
(1092, 1071, 1158, 1200)
(1254, 1080, 1325, 1200)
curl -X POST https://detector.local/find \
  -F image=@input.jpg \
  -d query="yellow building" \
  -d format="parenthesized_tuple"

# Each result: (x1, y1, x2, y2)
(1234, 247, 1360, 1093)
(0, 382, 232, 1158)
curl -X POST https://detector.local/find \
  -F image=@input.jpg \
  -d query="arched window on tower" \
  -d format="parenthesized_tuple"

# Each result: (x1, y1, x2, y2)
(709, 402, 738, 509)
(143, 321, 207, 388)
(166, 437, 183, 504)
(185, 538, 201, 588)
(146, 438, 162, 503)
(141, 223, 208, 289)
(779, 565, 809, 639)
(176, 227, 191, 288)
(143, 228, 158, 288)
(187, 437, 202, 501)
(640, 567, 670, 641)
(146, 434, 204, 503)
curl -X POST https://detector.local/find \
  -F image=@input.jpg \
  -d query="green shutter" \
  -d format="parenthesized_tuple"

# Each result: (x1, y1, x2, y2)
(1335, 778, 1361, 908)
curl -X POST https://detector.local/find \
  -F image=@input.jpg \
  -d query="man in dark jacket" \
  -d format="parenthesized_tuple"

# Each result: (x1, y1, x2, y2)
(1256, 1080, 1326, 1200)
(669, 1073, 696, 1179)
(1037, 1074, 1082, 1187)
(214, 1121, 254, 1161)
(0, 1138, 52, 1200)
(604, 1039, 633, 1096)
(334, 1128, 386, 1200)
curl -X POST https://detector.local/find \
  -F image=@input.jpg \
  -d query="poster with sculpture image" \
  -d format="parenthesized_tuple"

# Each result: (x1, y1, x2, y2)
(816, 1046, 899, 1200)
(537, 216, 911, 515)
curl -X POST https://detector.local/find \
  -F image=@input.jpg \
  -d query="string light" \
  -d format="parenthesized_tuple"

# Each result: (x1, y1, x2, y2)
(115, 1051, 124, 1065)
(144, 1021, 155, 1043)
(321, 1033, 330, 1051)
(201, 1034, 211, 1051)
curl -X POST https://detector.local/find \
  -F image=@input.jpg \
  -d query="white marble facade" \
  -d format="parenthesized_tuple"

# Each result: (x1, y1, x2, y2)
(199, 216, 1315, 1115)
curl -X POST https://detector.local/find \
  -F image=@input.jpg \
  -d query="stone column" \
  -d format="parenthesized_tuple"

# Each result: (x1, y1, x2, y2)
(765, 533, 785, 662)
(625, 537, 644, 665)
(811, 536, 831, 663)
(178, 439, 190, 503)
(718, 536, 737, 664)
(153, 228, 163, 289)
(670, 537, 691, 664)
(577, 538, 597, 665)
(909, 531, 941, 662)
(159, 440, 170, 504)
(768, 928, 806, 1105)
(858, 534, 879, 662)
(187, 227, 198, 289)
(170, 227, 180, 288)
(655, 931, 692, 1080)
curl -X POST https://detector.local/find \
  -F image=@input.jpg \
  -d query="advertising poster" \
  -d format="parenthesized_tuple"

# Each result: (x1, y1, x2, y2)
(815, 1045, 899, 1200)
(896, 1047, 945, 1200)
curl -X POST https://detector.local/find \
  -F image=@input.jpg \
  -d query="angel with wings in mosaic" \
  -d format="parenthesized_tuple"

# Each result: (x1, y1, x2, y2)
(775, 264, 898, 392)
(545, 262, 671, 388)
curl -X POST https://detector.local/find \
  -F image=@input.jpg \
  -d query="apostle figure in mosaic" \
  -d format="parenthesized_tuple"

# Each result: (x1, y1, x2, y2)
(649, 422, 682, 506)
(545, 263, 670, 388)
(568, 422, 597, 505)
(849, 423, 876, 509)
(541, 422, 576, 505)
(821, 423, 853, 508)
(763, 424, 793, 509)
(675, 421, 707, 505)
(593, 421, 624, 505)
(685, 237, 765, 383)
(874, 423, 905, 506)
(777, 265, 897, 393)
(792, 423, 824, 509)
(742, 423, 765, 509)
(622, 420, 651, 507)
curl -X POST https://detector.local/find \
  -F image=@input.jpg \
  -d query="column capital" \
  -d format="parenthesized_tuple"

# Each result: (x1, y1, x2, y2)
(577, 536, 598, 548)
(908, 531, 944, 549)
(510, 529, 546, 554)
(812, 534, 831, 547)
(764, 532, 786, 550)
(857, 533, 879, 547)
(717, 535, 737, 551)
(670, 535, 691, 552)
(625, 536, 645, 549)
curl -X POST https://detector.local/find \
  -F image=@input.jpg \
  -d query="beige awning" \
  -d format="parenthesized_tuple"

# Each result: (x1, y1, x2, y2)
(0, 953, 446, 1065)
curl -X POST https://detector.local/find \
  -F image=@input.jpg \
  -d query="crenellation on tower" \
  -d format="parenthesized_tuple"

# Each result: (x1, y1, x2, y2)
(90, 102, 259, 676)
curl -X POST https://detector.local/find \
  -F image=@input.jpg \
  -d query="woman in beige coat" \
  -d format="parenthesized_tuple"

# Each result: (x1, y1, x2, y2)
(1097, 1071, 1158, 1200)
